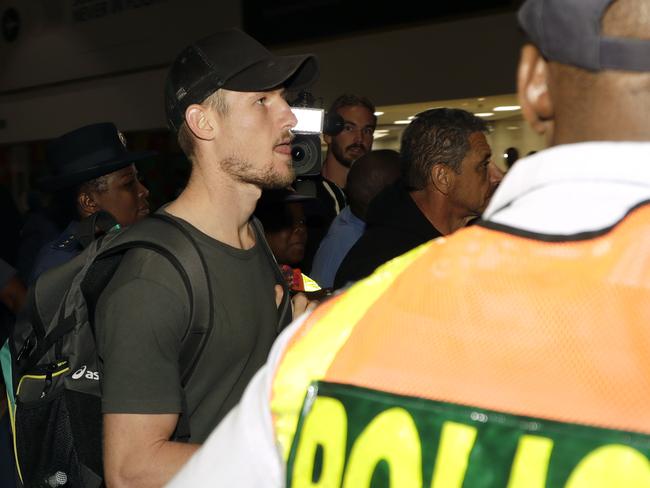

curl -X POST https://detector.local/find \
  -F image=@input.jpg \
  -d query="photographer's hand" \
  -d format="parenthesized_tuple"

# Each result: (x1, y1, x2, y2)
(274, 284, 318, 320)
(290, 291, 319, 319)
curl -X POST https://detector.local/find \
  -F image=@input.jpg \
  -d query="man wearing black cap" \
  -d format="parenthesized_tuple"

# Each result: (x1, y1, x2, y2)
(30, 123, 151, 283)
(96, 30, 318, 487)
(169, 1, 650, 486)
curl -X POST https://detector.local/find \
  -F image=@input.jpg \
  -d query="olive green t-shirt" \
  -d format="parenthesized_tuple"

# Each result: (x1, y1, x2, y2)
(95, 215, 283, 442)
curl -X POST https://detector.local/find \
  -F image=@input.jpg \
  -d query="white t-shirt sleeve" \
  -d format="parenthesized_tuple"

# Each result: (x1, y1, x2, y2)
(166, 312, 312, 487)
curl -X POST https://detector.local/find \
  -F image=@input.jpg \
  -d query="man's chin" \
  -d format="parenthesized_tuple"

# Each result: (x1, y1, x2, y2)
(260, 169, 296, 190)
(338, 157, 355, 168)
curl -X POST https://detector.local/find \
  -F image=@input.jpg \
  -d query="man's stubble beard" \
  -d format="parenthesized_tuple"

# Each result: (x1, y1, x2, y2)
(332, 142, 368, 169)
(331, 143, 354, 168)
(220, 155, 295, 189)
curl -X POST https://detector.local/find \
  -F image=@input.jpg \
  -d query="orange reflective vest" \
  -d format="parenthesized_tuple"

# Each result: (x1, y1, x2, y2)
(271, 204, 650, 487)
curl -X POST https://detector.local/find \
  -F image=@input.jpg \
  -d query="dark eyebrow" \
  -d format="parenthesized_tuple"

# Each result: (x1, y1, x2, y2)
(249, 88, 287, 100)
(476, 152, 492, 166)
(120, 169, 137, 179)
(343, 120, 376, 131)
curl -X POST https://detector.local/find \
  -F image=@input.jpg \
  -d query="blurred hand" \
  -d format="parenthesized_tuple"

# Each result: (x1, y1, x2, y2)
(274, 284, 284, 308)
(290, 292, 318, 319)
(274, 284, 318, 319)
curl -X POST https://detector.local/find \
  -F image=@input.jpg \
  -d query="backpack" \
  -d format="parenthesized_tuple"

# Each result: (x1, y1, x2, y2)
(6, 212, 215, 488)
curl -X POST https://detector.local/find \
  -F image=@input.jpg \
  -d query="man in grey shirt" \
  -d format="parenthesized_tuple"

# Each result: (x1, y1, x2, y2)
(97, 29, 318, 487)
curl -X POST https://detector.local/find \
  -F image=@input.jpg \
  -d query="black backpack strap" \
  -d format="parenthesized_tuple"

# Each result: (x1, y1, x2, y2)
(147, 214, 215, 442)
(94, 213, 214, 441)
(251, 217, 291, 331)
(10, 287, 41, 378)
(147, 214, 215, 385)
(77, 211, 120, 249)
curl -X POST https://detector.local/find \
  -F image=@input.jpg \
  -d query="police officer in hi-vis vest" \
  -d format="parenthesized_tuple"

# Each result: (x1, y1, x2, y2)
(170, 0, 650, 486)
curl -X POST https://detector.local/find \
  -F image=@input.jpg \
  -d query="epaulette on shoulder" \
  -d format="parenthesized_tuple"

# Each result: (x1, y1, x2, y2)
(50, 233, 78, 251)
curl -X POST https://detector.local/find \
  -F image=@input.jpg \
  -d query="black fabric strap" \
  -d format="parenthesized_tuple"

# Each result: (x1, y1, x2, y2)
(600, 37, 650, 72)
(147, 213, 214, 441)
(251, 217, 291, 331)
(147, 213, 214, 385)
(77, 211, 119, 249)
(13, 288, 48, 375)
(79, 212, 212, 442)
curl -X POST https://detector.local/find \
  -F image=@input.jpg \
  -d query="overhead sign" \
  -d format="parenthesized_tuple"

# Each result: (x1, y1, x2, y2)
(1, 8, 20, 42)
(243, 0, 516, 45)
(72, 0, 168, 23)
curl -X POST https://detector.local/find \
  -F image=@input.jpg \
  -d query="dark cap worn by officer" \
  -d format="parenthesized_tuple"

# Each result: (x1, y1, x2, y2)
(30, 123, 154, 283)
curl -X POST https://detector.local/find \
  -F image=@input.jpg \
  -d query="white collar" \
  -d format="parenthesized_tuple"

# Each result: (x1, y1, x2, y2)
(483, 142, 650, 236)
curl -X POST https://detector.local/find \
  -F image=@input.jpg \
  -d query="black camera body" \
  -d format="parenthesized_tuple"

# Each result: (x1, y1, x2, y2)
(290, 91, 345, 177)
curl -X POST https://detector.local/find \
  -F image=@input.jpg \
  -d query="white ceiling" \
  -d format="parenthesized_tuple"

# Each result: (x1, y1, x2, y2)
(373, 93, 522, 140)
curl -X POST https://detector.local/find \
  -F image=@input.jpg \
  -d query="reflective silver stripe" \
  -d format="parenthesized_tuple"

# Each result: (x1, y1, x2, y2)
(322, 180, 341, 215)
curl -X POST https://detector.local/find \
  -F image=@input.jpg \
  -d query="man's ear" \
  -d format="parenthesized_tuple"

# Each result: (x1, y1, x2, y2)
(517, 44, 554, 136)
(430, 163, 453, 195)
(323, 133, 332, 145)
(185, 104, 216, 141)
(77, 192, 99, 218)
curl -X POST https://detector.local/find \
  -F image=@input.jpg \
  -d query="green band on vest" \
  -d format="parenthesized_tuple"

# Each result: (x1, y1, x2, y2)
(287, 382, 650, 488)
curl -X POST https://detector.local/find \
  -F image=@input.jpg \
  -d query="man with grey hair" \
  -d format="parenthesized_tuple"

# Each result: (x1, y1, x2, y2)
(170, 0, 650, 485)
(335, 108, 502, 287)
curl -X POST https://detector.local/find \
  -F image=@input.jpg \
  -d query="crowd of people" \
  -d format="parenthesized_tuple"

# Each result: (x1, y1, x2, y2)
(0, 0, 649, 486)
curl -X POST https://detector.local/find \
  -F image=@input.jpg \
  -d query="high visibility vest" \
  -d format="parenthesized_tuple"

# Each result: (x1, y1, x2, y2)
(271, 204, 650, 487)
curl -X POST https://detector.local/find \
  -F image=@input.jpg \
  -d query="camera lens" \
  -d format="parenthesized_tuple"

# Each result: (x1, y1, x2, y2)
(291, 134, 321, 176)
(291, 145, 305, 162)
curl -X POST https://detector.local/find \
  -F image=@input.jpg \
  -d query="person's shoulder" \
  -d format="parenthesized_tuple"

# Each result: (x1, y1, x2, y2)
(314, 177, 346, 201)
(97, 246, 189, 321)
(319, 176, 343, 191)
(334, 224, 410, 288)
(325, 215, 362, 249)
(30, 224, 83, 283)
(47, 225, 81, 254)
(337, 207, 364, 230)
(0, 258, 15, 288)
(114, 246, 180, 283)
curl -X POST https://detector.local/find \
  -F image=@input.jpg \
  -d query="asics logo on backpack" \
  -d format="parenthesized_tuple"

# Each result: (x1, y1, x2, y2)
(71, 365, 99, 381)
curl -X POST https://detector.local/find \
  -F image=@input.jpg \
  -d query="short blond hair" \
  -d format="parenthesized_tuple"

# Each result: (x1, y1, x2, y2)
(177, 90, 229, 159)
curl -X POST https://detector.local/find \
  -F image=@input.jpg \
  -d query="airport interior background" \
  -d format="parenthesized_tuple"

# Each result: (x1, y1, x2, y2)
(0, 0, 532, 212)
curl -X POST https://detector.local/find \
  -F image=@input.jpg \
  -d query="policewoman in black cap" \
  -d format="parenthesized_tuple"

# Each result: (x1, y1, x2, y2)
(30, 122, 154, 283)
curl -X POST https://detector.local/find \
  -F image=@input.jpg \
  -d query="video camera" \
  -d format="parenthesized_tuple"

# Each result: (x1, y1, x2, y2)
(290, 91, 344, 176)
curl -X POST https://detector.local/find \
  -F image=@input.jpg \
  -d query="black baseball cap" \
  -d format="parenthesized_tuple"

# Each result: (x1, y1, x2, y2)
(165, 29, 319, 131)
(519, 0, 650, 72)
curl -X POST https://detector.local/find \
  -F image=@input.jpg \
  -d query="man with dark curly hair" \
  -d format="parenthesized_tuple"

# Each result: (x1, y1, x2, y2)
(322, 94, 377, 188)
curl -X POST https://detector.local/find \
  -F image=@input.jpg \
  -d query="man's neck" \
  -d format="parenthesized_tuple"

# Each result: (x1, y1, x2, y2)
(321, 155, 349, 188)
(410, 189, 471, 236)
(165, 159, 259, 249)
